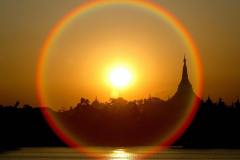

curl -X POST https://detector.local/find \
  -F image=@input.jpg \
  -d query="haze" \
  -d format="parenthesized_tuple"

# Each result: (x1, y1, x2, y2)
(0, 0, 239, 107)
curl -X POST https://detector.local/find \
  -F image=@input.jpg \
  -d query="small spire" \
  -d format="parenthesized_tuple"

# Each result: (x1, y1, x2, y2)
(182, 55, 188, 80)
(173, 56, 194, 98)
(179, 55, 191, 87)
(94, 96, 99, 102)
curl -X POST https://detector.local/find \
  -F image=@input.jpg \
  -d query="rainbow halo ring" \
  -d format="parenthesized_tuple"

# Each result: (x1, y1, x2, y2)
(36, 0, 203, 159)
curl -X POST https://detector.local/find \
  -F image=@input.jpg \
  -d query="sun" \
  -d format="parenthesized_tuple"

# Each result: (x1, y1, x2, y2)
(109, 66, 133, 89)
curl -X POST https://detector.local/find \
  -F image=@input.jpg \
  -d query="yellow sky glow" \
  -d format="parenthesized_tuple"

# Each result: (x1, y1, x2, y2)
(0, 1, 239, 106)
(41, 4, 198, 109)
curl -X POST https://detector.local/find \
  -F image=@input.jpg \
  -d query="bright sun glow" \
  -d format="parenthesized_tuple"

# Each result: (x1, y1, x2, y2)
(110, 149, 131, 160)
(109, 66, 133, 89)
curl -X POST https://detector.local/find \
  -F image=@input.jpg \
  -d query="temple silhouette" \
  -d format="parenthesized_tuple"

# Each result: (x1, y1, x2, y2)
(0, 57, 240, 149)
(174, 56, 194, 98)
(167, 56, 198, 113)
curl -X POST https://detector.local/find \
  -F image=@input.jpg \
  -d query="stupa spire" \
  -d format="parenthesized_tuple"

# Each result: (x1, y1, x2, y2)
(176, 56, 193, 93)
(171, 56, 195, 101)
(181, 55, 189, 83)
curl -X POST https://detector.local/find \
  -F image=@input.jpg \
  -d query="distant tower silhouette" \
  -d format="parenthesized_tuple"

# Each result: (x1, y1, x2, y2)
(92, 96, 100, 107)
(171, 56, 194, 100)
(181, 56, 188, 83)
(177, 56, 193, 92)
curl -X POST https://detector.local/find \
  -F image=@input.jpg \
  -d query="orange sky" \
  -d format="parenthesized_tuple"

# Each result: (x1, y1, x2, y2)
(0, 0, 239, 107)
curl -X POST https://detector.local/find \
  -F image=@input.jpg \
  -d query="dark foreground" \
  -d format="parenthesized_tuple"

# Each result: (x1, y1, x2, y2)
(1, 98, 240, 148)
(1, 147, 240, 160)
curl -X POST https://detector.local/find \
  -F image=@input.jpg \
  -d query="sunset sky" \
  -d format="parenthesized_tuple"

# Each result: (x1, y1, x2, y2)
(0, 0, 239, 107)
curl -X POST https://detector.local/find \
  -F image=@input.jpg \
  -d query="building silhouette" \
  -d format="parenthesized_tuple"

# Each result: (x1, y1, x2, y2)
(171, 56, 195, 102)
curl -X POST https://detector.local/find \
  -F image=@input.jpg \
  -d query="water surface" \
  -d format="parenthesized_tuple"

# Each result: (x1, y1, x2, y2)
(1, 147, 240, 159)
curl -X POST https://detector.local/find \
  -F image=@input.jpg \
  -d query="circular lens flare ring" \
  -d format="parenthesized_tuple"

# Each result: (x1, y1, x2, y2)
(36, 0, 204, 159)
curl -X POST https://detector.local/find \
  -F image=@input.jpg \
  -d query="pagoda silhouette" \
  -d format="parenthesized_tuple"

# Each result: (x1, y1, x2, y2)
(170, 56, 195, 99)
